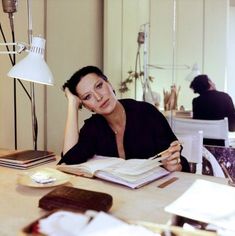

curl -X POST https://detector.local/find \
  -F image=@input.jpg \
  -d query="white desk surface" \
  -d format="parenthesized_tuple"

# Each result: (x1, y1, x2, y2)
(0, 151, 228, 236)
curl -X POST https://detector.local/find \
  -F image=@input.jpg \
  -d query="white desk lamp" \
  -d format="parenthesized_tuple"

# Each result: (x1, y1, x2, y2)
(8, 36, 53, 85)
(0, 0, 54, 150)
(0, 36, 54, 150)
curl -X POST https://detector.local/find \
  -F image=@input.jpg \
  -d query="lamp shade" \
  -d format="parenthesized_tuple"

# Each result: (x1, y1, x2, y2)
(8, 36, 54, 85)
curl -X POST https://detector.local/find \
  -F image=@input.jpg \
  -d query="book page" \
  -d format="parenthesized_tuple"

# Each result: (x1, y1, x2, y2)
(96, 166, 169, 189)
(57, 156, 123, 178)
(110, 158, 163, 175)
(57, 156, 169, 188)
(165, 179, 235, 232)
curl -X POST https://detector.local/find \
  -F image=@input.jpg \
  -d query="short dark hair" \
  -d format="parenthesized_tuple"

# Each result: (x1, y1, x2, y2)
(62, 66, 108, 96)
(190, 74, 211, 94)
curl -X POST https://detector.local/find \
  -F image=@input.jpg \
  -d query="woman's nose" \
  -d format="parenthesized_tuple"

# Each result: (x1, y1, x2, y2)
(94, 92, 103, 101)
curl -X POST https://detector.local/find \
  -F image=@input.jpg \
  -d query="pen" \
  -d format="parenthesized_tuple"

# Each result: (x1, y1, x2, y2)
(149, 142, 182, 160)
(148, 149, 169, 160)
(149, 148, 168, 160)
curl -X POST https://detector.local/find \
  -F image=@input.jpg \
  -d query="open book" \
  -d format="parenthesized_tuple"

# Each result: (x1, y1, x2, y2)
(57, 156, 170, 189)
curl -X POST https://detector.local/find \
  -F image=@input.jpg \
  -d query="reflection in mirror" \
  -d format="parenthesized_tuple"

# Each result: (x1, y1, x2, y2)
(104, 0, 234, 115)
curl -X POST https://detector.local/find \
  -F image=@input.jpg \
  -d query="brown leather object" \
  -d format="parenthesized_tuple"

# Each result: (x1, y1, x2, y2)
(38, 186, 113, 212)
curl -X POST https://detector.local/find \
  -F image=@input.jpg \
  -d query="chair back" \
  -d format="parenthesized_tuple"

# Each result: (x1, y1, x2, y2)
(168, 117, 229, 147)
(176, 131, 203, 174)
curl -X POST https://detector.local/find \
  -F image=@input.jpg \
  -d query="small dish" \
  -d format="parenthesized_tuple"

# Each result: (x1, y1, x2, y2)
(18, 167, 71, 188)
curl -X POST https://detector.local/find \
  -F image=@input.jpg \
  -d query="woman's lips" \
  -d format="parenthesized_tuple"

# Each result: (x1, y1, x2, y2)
(100, 99, 109, 108)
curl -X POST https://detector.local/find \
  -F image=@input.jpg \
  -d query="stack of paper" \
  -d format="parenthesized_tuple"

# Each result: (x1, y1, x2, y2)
(38, 211, 158, 236)
(165, 179, 235, 232)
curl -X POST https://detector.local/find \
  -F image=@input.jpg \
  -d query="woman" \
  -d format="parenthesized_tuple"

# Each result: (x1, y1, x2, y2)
(59, 66, 190, 172)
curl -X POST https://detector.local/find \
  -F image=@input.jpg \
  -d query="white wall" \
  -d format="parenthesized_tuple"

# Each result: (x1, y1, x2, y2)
(228, 6, 235, 103)
(0, 0, 233, 155)
(46, 0, 103, 155)
(103, 0, 150, 100)
(0, 0, 103, 155)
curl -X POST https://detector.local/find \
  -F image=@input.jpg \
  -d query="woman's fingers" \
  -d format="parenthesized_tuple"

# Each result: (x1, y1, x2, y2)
(169, 140, 181, 152)
(162, 140, 182, 171)
(162, 152, 180, 164)
(64, 87, 82, 108)
(170, 140, 180, 147)
(164, 162, 182, 172)
(162, 141, 180, 159)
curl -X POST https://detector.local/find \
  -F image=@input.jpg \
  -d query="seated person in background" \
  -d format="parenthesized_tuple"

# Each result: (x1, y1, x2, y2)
(58, 65, 190, 173)
(190, 74, 235, 145)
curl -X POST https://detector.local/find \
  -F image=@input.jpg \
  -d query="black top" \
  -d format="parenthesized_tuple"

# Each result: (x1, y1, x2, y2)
(58, 99, 190, 172)
(192, 90, 235, 131)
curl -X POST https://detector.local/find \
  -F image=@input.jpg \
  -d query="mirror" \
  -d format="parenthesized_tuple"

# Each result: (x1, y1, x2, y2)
(104, 0, 235, 113)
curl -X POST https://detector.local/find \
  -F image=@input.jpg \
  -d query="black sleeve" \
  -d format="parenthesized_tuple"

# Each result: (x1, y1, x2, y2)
(146, 103, 190, 172)
(149, 103, 178, 149)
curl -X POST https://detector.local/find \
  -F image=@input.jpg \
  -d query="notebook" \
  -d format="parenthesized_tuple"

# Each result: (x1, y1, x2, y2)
(0, 150, 56, 169)
(38, 186, 113, 212)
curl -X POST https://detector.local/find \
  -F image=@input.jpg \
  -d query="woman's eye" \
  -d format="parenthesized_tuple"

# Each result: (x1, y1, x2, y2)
(83, 94, 91, 100)
(96, 82, 103, 89)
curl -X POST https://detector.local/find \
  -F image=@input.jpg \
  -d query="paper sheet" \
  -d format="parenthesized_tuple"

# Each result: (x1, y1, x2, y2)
(38, 211, 158, 236)
(165, 179, 235, 231)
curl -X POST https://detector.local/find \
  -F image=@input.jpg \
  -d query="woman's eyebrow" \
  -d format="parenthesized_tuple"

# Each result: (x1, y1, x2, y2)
(78, 88, 92, 98)
(76, 91, 85, 99)
(78, 78, 103, 98)
(94, 79, 102, 86)
(79, 93, 88, 99)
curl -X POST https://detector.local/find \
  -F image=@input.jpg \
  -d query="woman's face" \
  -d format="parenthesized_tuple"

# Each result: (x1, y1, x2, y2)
(76, 73, 117, 115)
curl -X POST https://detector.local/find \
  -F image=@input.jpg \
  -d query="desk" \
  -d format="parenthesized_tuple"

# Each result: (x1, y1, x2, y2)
(163, 110, 193, 119)
(0, 155, 228, 236)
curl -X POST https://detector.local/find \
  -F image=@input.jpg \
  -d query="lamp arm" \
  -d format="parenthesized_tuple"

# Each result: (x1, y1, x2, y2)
(0, 40, 31, 99)
(0, 42, 27, 54)
(148, 64, 190, 70)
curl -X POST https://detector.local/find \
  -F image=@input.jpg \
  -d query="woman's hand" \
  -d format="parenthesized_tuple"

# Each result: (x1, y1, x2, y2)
(161, 140, 182, 172)
(63, 87, 81, 155)
(64, 87, 82, 109)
